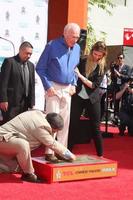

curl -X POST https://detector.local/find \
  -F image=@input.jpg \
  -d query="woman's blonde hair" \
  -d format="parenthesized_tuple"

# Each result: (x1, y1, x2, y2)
(85, 41, 107, 76)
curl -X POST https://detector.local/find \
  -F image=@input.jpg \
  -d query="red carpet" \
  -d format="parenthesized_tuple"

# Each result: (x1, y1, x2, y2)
(100, 123, 128, 135)
(0, 136, 133, 200)
(100, 123, 119, 134)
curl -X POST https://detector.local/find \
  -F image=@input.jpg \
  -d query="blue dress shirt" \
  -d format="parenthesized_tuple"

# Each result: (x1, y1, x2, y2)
(36, 37, 80, 90)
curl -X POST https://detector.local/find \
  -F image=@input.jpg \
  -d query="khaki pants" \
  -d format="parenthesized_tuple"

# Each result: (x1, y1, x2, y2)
(45, 82, 71, 155)
(0, 137, 34, 174)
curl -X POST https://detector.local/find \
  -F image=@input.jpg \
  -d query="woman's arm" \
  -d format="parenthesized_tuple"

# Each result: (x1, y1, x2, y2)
(75, 68, 93, 89)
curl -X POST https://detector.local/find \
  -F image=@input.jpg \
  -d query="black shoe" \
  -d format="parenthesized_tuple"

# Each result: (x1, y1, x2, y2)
(21, 173, 42, 183)
(45, 154, 59, 163)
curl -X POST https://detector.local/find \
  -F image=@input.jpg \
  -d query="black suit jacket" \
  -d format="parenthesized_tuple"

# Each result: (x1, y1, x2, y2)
(76, 57, 104, 104)
(0, 54, 35, 108)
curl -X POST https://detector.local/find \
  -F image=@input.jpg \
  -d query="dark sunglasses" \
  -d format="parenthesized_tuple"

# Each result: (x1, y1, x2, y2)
(118, 57, 124, 59)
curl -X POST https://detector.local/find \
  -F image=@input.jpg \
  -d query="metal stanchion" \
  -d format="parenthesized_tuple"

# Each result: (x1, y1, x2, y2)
(100, 86, 114, 137)
(105, 87, 109, 134)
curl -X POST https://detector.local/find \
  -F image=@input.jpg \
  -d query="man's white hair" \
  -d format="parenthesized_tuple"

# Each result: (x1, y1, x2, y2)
(64, 23, 80, 34)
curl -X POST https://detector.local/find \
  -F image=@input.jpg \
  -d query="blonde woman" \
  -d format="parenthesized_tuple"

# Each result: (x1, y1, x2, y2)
(68, 41, 107, 157)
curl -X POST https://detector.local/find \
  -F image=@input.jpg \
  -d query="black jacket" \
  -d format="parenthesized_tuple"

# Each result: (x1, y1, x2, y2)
(76, 57, 104, 104)
(0, 54, 35, 108)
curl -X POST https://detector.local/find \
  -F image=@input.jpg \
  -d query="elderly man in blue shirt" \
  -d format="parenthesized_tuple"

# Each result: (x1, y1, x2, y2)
(36, 22, 81, 162)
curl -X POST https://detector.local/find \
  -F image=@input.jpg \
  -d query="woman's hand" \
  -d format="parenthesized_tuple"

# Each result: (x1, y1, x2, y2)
(75, 67, 80, 77)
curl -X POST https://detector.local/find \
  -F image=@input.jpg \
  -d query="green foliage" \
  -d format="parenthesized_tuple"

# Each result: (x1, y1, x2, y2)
(86, 0, 115, 52)
(89, 0, 115, 15)
(86, 23, 96, 52)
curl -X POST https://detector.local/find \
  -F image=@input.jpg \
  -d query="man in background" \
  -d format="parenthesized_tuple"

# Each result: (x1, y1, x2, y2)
(0, 41, 35, 124)
(116, 77, 133, 136)
(110, 53, 131, 117)
(36, 23, 81, 162)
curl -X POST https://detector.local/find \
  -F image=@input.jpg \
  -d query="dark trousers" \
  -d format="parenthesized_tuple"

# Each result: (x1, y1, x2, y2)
(68, 95, 103, 156)
(1, 97, 28, 124)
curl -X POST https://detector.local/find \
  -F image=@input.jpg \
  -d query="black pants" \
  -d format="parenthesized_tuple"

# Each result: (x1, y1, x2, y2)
(68, 95, 103, 156)
(1, 97, 28, 124)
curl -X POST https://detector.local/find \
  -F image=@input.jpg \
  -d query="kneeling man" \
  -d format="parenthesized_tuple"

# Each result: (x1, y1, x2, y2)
(0, 110, 76, 182)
